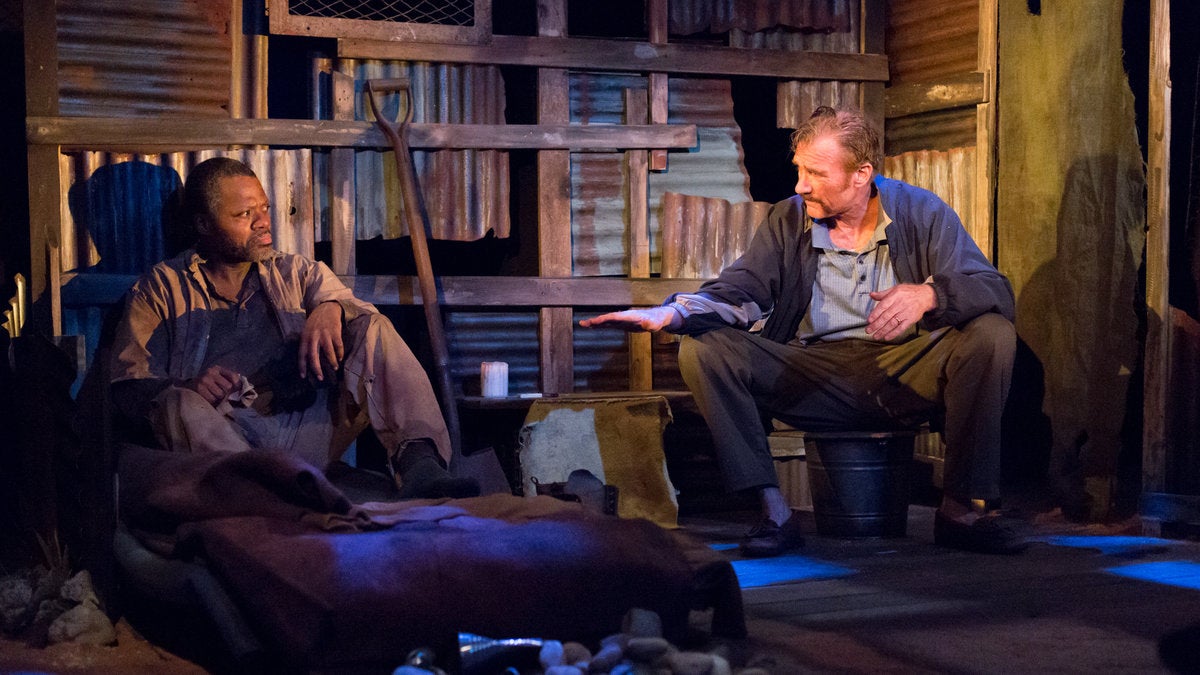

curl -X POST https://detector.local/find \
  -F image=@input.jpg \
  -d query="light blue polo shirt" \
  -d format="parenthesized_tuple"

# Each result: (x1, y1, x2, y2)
(794, 203, 912, 344)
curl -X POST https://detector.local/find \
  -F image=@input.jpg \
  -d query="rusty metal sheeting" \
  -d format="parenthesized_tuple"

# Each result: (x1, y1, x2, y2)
(883, 146, 978, 246)
(669, 0, 852, 35)
(56, 0, 231, 117)
(344, 59, 510, 241)
(62, 149, 314, 274)
(570, 75, 751, 276)
(886, 0, 979, 85)
(885, 106, 977, 155)
(659, 192, 771, 279)
(447, 311, 541, 396)
(726, 3, 860, 128)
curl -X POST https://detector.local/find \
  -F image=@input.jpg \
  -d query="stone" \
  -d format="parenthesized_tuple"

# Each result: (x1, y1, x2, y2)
(590, 641, 625, 672)
(540, 639, 565, 668)
(562, 640, 593, 668)
(622, 608, 663, 638)
(666, 651, 714, 675)
(47, 603, 117, 646)
(625, 637, 672, 663)
(59, 570, 99, 606)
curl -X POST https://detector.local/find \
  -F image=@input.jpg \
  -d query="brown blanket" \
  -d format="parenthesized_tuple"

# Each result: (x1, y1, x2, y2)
(117, 445, 744, 670)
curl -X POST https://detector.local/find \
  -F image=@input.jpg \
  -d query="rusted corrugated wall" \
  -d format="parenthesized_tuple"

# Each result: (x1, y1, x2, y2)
(659, 192, 770, 279)
(61, 149, 314, 275)
(882, 147, 976, 239)
(56, 0, 231, 117)
(345, 59, 510, 241)
(570, 75, 752, 276)
(884, 0, 979, 154)
(669, 0, 850, 34)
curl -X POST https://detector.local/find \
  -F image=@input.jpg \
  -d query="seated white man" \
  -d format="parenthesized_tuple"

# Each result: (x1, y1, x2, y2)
(582, 106, 1023, 557)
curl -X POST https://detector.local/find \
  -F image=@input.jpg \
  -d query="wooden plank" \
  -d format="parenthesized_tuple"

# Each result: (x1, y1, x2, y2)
(24, 0, 59, 334)
(27, 116, 698, 151)
(973, 0, 999, 262)
(59, 273, 706, 308)
(329, 67, 357, 275)
(883, 73, 986, 119)
(1143, 0, 1171, 497)
(626, 89, 653, 390)
(339, 34, 890, 82)
(860, 0, 887, 131)
(538, 0, 574, 395)
(267, 0, 490, 45)
(647, 0, 669, 171)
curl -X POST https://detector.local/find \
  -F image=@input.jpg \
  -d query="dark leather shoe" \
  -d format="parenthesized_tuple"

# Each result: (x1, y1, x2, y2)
(740, 513, 805, 558)
(934, 510, 1029, 554)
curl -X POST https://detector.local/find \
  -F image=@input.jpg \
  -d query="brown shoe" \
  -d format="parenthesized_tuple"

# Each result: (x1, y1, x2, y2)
(933, 510, 1029, 554)
(740, 513, 805, 558)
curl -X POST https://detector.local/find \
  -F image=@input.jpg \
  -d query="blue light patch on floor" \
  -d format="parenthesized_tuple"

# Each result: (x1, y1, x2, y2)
(1044, 535, 1175, 555)
(731, 555, 854, 588)
(709, 543, 739, 552)
(1106, 561, 1200, 591)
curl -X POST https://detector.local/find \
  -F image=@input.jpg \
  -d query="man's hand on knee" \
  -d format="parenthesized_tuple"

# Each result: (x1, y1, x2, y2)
(300, 301, 345, 381)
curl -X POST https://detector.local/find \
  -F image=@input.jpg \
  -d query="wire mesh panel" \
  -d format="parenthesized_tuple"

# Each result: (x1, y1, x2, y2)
(269, 0, 491, 44)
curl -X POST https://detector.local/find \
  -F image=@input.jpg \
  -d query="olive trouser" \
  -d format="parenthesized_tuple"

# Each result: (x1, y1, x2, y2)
(150, 313, 452, 473)
(677, 313, 1015, 502)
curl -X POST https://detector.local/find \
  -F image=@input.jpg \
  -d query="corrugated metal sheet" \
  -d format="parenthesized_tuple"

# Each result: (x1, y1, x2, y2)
(659, 192, 770, 279)
(446, 311, 540, 395)
(343, 59, 510, 241)
(883, 146, 978, 244)
(56, 0, 231, 117)
(726, 1, 860, 128)
(669, 0, 851, 35)
(570, 74, 752, 276)
(885, 106, 977, 154)
(62, 149, 314, 274)
(886, 0, 979, 85)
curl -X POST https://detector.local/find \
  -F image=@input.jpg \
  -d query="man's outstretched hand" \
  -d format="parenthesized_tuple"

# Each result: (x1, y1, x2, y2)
(300, 301, 345, 381)
(579, 306, 681, 332)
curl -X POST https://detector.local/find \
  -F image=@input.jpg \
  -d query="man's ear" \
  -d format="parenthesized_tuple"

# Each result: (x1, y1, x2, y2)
(853, 163, 874, 188)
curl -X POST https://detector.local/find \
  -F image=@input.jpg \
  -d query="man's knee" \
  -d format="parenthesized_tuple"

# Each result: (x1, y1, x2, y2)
(958, 313, 1016, 361)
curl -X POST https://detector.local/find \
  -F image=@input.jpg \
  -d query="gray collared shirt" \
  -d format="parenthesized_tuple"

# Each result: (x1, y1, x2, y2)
(794, 203, 913, 344)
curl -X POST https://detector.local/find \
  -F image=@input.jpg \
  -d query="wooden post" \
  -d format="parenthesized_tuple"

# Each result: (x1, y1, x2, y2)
(1143, 0, 1171, 508)
(330, 65, 358, 275)
(859, 0, 886, 132)
(24, 0, 61, 336)
(973, 0, 999, 261)
(625, 89, 653, 391)
(647, 0, 669, 172)
(537, 0, 575, 394)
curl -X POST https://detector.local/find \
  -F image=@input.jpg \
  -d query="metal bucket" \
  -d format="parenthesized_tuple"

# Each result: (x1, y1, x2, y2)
(804, 430, 916, 538)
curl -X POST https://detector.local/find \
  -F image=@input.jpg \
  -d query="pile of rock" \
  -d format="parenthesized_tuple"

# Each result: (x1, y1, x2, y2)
(0, 567, 116, 647)
(395, 608, 769, 675)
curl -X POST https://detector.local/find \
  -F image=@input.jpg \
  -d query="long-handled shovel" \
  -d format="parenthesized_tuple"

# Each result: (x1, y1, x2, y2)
(365, 77, 463, 461)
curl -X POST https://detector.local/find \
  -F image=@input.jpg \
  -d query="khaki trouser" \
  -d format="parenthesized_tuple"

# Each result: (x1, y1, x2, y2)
(678, 313, 1015, 502)
(151, 313, 452, 471)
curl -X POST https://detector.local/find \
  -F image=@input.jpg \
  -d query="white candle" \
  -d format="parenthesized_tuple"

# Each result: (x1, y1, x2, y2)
(481, 361, 509, 398)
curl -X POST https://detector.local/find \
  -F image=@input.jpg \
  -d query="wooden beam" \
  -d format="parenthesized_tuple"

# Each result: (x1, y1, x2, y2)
(24, 0, 60, 335)
(860, 0, 887, 128)
(27, 116, 698, 151)
(1143, 0, 1171, 499)
(339, 34, 890, 82)
(646, 0, 669, 171)
(537, 0, 575, 395)
(625, 89, 653, 390)
(329, 67, 357, 275)
(60, 273, 706, 308)
(884, 73, 986, 119)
